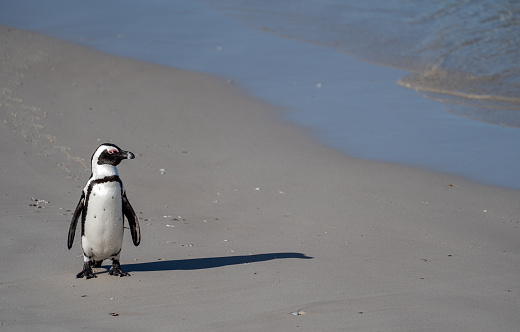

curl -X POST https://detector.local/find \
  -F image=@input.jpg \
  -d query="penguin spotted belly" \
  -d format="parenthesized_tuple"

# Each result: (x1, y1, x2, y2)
(83, 181, 124, 260)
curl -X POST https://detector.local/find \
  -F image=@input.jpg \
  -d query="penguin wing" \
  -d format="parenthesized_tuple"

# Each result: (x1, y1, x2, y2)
(68, 192, 85, 249)
(122, 192, 140, 246)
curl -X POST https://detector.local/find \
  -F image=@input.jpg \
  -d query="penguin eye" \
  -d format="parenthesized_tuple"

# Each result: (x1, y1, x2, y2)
(107, 149, 118, 154)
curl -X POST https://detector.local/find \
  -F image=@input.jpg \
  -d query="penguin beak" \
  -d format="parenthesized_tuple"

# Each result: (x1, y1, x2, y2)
(122, 150, 135, 160)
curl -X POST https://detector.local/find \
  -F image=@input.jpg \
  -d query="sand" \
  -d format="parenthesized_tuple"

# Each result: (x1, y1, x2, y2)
(1, 25, 520, 331)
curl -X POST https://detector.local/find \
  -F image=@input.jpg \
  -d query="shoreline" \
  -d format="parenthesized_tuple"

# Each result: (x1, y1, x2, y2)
(0, 1, 519, 190)
(2, 26, 520, 331)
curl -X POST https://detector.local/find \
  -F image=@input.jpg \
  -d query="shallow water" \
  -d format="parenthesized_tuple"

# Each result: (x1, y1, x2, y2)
(0, 0, 519, 189)
(208, 0, 520, 127)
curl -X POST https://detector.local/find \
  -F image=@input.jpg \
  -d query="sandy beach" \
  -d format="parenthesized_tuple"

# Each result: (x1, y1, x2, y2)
(1, 26, 520, 331)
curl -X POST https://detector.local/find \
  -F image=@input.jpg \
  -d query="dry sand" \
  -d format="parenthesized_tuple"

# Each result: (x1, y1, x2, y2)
(1, 26, 520, 331)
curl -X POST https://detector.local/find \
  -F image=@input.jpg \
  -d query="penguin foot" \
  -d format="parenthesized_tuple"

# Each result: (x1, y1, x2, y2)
(76, 262, 96, 279)
(108, 267, 129, 277)
(109, 260, 129, 277)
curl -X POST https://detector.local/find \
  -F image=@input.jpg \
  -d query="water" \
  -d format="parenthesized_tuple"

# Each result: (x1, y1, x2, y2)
(208, 0, 520, 127)
(0, 0, 519, 189)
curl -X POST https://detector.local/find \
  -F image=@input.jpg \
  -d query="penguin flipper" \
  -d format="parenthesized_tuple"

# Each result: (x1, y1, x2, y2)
(122, 192, 140, 246)
(68, 193, 84, 249)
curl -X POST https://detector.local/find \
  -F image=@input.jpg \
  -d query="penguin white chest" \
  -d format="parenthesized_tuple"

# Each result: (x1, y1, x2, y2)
(83, 181, 124, 259)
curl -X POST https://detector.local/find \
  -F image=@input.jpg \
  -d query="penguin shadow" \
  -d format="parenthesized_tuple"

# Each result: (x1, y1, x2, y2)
(120, 252, 313, 272)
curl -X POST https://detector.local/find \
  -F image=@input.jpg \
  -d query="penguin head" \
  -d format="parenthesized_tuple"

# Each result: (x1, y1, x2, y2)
(95, 144, 135, 166)
(90, 143, 135, 177)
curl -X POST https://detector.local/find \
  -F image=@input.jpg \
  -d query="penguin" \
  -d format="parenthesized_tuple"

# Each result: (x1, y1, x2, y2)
(68, 143, 140, 279)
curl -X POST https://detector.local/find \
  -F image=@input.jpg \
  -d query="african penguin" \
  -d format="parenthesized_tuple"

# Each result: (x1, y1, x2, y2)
(68, 143, 140, 279)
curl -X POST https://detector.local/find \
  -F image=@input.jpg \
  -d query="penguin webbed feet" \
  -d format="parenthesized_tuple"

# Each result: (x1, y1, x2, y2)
(108, 259, 129, 277)
(76, 261, 96, 279)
